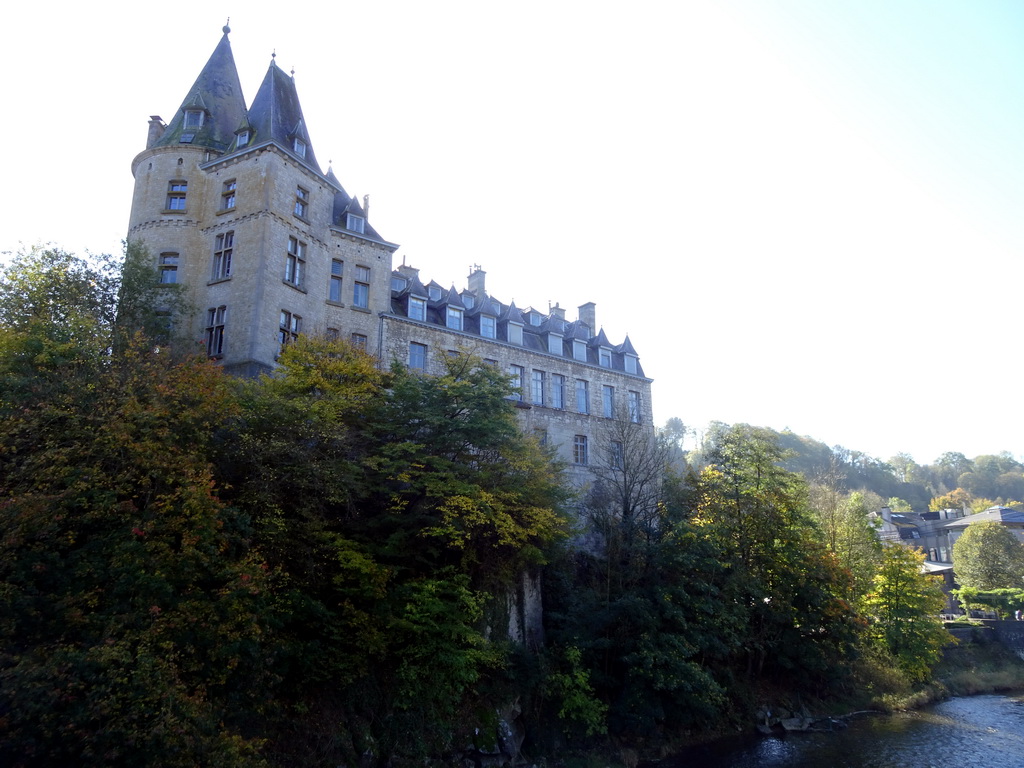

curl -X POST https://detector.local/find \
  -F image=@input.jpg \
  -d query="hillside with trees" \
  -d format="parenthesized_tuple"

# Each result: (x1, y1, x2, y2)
(0, 245, 1011, 766)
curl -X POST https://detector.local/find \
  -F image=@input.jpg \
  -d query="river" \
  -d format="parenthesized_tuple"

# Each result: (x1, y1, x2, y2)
(657, 694, 1024, 767)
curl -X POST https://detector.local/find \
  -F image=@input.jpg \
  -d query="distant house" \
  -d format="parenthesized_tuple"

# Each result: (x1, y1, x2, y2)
(943, 506, 1024, 550)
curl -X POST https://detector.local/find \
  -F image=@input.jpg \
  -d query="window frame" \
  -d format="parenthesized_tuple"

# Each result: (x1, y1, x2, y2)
(278, 309, 302, 348)
(628, 390, 641, 423)
(409, 341, 427, 370)
(221, 179, 236, 210)
(602, 384, 615, 418)
(211, 231, 233, 280)
(166, 180, 187, 211)
(158, 252, 179, 284)
(573, 435, 589, 466)
(409, 296, 427, 321)
(284, 236, 306, 288)
(205, 305, 226, 357)
(552, 374, 566, 410)
(329, 259, 344, 303)
(575, 379, 589, 414)
(353, 265, 370, 309)
(294, 186, 309, 219)
(531, 370, 545, 405)
(509, 365, 525, 401)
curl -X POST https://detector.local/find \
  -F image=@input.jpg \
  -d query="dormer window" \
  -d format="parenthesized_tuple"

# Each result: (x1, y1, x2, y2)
(625, 355, 638, 374)
(236, 130, 250, 148)
(346, 213, 365, 234)
(463, 294, 475, 309)
(293, 138, 306, 158)
(429, 285, 442, 301)
(599, 348, 612, 367)
(480, 315, 496, 339)
(446, 307, 463, 331)
(508, 323, 524, 345)
(409, 296, 427, 321)
(547, 334, 562, 355)
(530, 313, 542, 326)
(573, 339, 587, 361)
(184, 109, 204, 129)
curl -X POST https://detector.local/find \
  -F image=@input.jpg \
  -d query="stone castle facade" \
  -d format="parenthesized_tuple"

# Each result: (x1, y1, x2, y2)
(127, 26, 653, 484)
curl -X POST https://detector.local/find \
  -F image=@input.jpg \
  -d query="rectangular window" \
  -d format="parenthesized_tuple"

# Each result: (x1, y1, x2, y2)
(548, 334, 562, 355)
(346, 213, 365, 233)
(351, 333, 367, 350)
(329, 259, 343, 303)
(602, 385, 615, 418)
(353, 265, 370, 308)
(573, 435, 588, 465)
(159, 252, 178, 284)
(409, 296, 426, 321)
(575, 379, 589, 414)
(533, 428, 548, 446)
(285, 236, 306, 287)
(573, 339, 587, 362)
(294, 186, 309, 218)
(409, 342, 427, 370)
(600, 348, 612, 367)
(212, 231, 233, 280)
(531, 370, 545, 405)
(236, 130, 249, 148)
(508, 324, 523, 345)
(552, 374, 566, 409)
(447, 306, 463, 331)
(205, 305, 226, 356)
(184, 110, 204, 128)
(610, 440, 624, 470)
(509, 365, 525, 401)
(166, 180, 187, 211)
(278, 310, 301, 348)
(625, 355, 638, 374)
(294, 138, 307, 158)
(480, 315, 496, 338)
(222, 179, 236, 210)
(628, 390, 641, 423)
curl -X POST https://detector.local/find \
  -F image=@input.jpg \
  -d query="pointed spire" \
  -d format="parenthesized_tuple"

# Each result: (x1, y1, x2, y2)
(154, 26, 247, 153)
(248, 55, 320, 170)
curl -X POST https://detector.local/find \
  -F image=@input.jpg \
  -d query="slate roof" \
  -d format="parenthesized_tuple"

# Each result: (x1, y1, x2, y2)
(247, 59, 320, 171)
(154, 28, 247, 152)
(390, 271, 647, 377)
(943, 507, 1024, 529)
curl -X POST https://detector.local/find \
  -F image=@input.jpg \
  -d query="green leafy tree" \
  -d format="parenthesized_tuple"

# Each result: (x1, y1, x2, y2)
(929, 487, 972, 512)
(693, 425, 862, 690)
(0, 249, 267, 766)
(952, 522, 1024, 590)
(864, 546, 949, 681)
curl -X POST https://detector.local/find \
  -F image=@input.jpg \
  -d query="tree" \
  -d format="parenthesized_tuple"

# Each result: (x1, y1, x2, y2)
(888, 453, 920, 484)
(693, 425, 862, 689)
(864, 546, 949, 682)
(952, 522, 1024, 590)
(887, 497, 913, 515)
(929, 487, 972, 512)
(0, 248, 267, 765)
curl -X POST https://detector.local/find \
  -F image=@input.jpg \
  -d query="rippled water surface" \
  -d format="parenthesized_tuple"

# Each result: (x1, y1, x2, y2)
(661, 695, 1024, 768)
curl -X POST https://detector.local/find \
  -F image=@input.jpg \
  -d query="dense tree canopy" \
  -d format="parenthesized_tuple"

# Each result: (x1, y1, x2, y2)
(952, 522, 1024, 591)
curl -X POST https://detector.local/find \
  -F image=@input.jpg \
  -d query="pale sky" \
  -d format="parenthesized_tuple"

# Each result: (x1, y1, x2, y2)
(3, 1, 1023, 466)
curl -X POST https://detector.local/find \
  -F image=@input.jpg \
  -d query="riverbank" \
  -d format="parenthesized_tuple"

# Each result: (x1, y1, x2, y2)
(546, 628, 1024, 768)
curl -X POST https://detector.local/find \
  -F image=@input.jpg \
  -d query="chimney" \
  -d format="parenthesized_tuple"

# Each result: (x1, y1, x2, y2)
(397, 264, 420, 280)
(147, 116, 166, 149)
(363, 194, 370, 220)
(467, 265, 486, 295)
(549, 303, 566, 322)
(578, 302, 596, 332)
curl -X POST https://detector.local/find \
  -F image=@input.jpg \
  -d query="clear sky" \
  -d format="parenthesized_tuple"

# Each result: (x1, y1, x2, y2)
(3, 1, 1023, 465)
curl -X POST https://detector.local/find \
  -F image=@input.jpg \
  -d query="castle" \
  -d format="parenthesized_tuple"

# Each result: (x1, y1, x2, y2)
(127, 26, 653, 481)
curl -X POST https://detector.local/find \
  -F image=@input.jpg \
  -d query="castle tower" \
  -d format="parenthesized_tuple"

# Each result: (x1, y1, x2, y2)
(128, 25, 398, 375)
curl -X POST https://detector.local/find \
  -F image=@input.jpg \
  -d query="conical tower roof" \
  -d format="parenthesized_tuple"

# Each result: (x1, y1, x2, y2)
(248, 57, 320, 170)
(154, 26, 247, 152)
